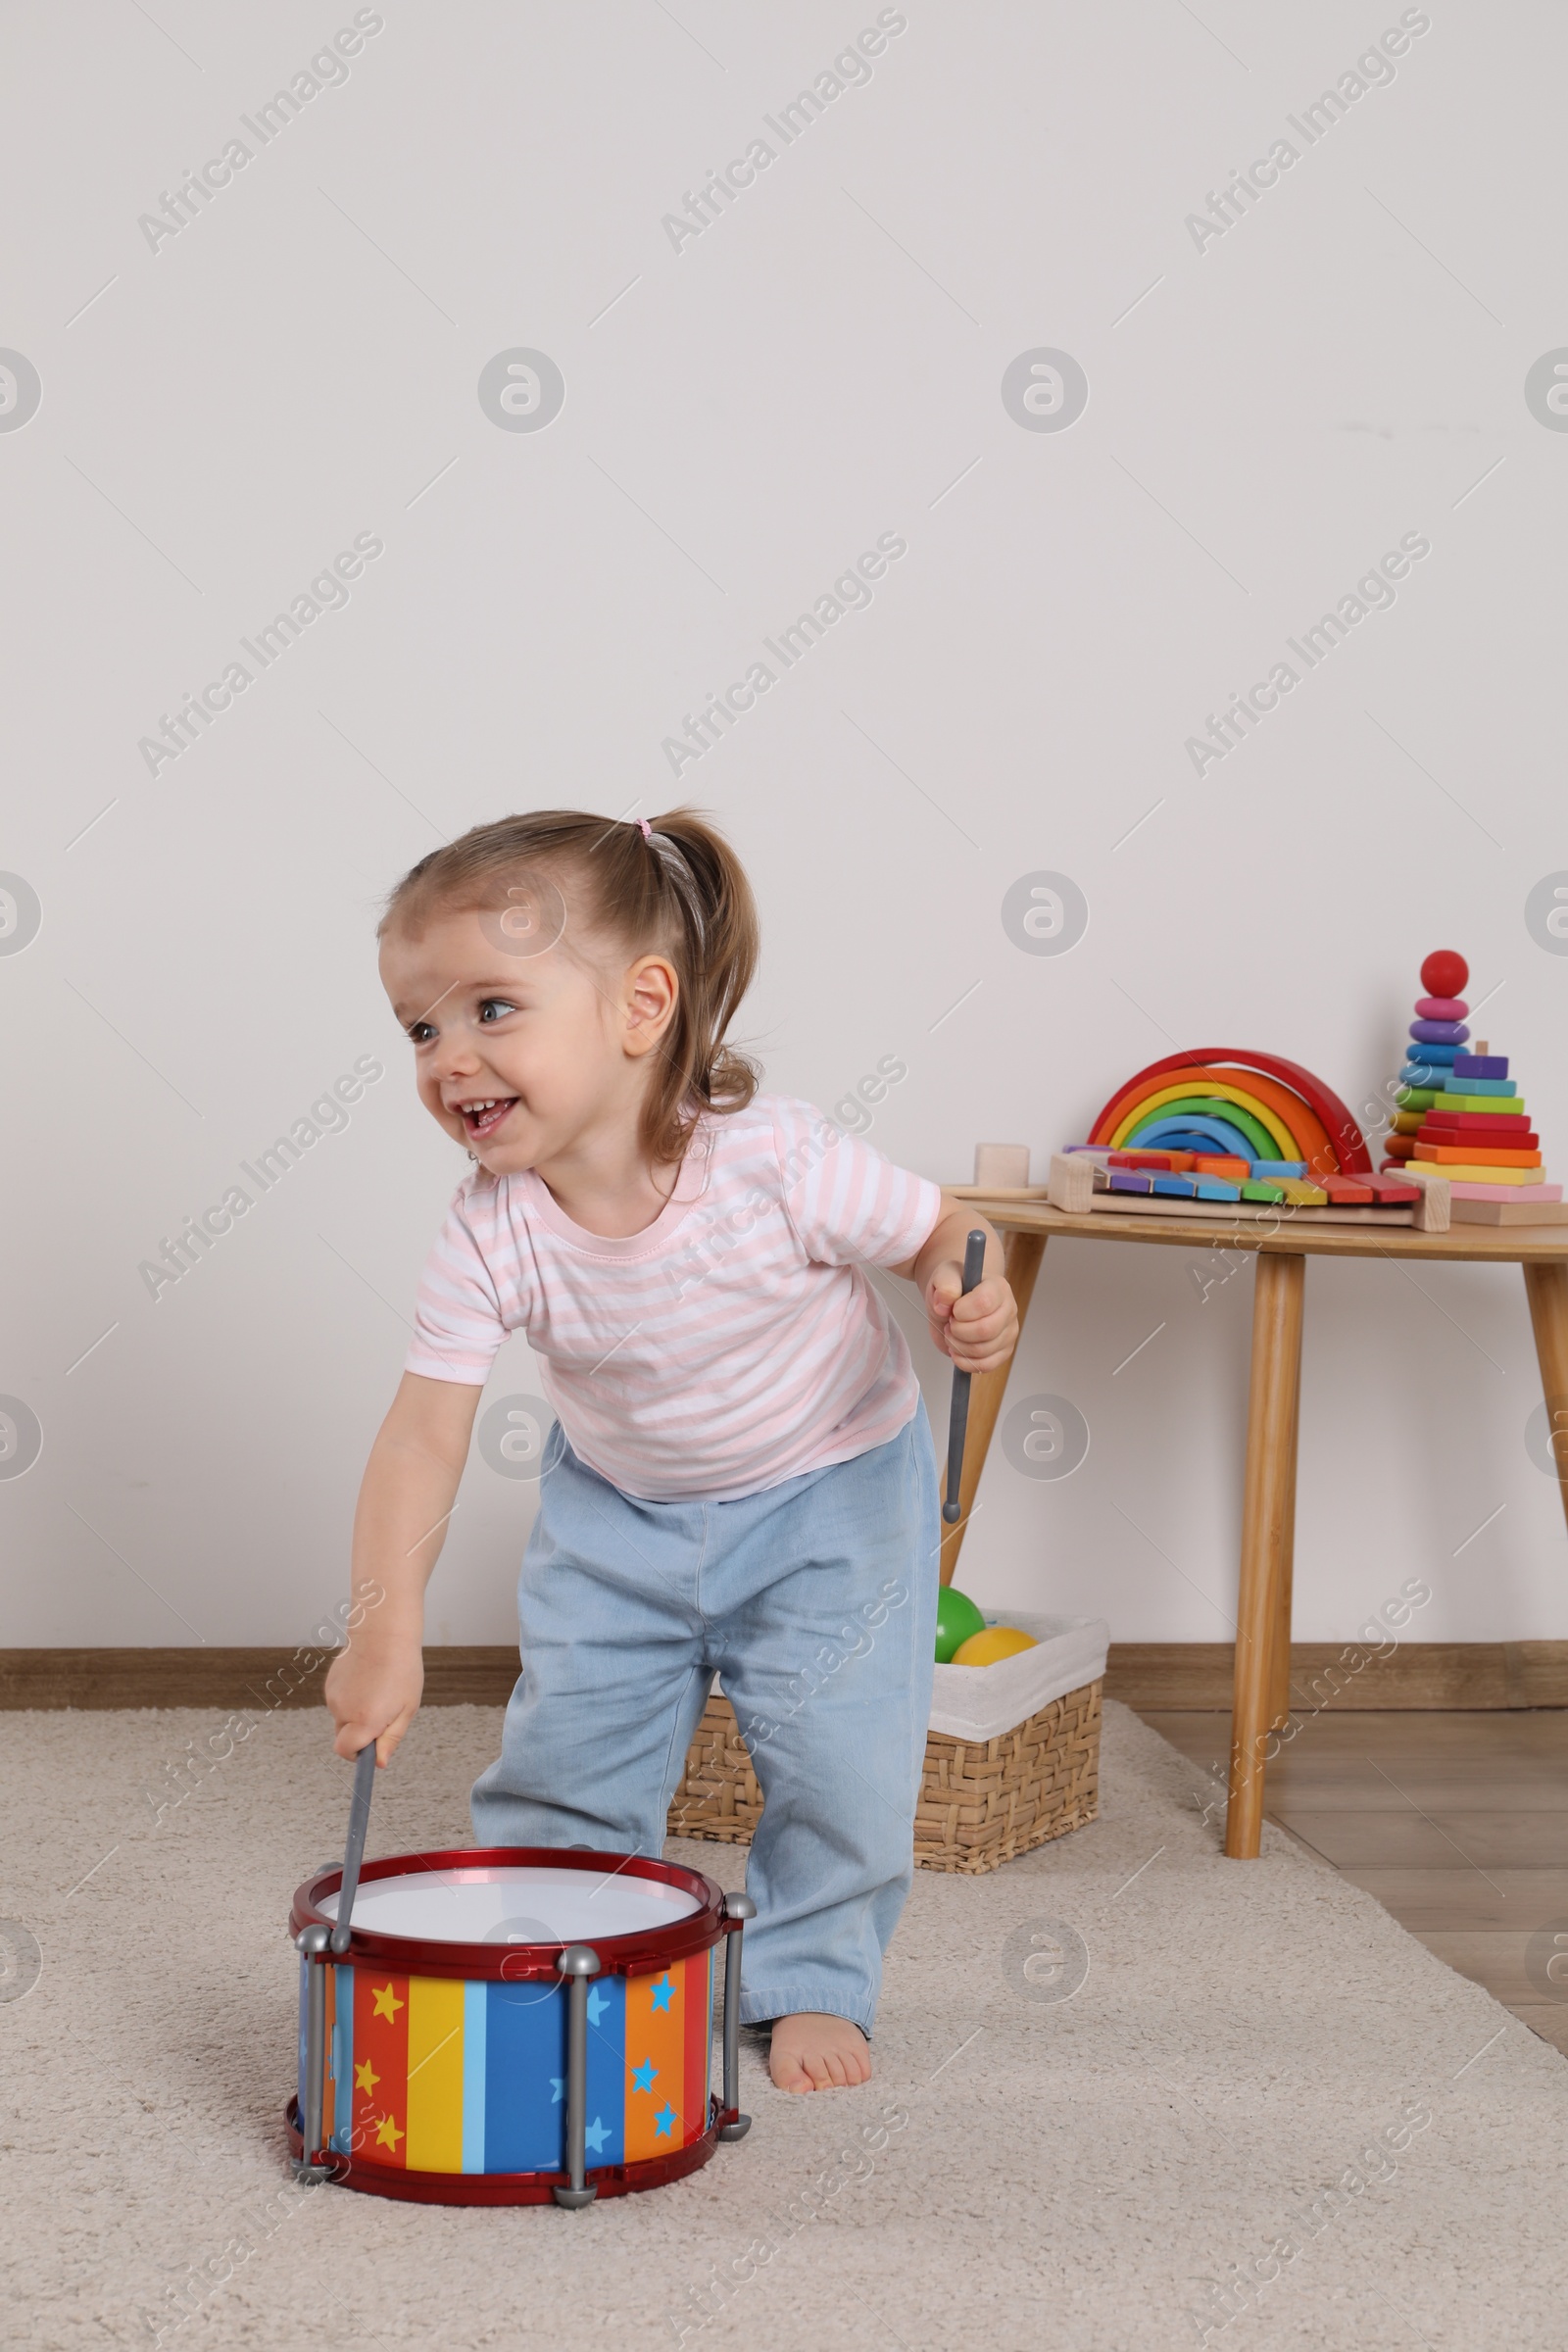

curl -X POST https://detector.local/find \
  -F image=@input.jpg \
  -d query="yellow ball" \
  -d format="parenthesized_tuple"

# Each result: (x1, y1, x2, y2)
(950, 1625, 1038, 1667)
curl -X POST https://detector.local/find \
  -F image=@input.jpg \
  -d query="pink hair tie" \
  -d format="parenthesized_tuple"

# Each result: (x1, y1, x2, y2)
(636, 816, 653, 841)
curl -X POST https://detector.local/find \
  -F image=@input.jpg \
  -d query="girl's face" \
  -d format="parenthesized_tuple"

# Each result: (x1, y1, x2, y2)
(378, 895, 677, 1178)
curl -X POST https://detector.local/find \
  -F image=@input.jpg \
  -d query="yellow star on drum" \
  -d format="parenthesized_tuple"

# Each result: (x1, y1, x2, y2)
(371, 1984, 404, 2022)
(374, 2116, 404, 2151)
(355, 2060, 380, 2094)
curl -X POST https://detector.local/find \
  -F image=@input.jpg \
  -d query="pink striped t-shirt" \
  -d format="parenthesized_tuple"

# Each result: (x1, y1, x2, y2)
(404, 1094, 944, 1502)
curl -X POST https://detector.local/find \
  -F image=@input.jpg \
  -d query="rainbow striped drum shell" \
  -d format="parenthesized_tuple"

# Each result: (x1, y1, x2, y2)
(286, 1848, 735, 2205)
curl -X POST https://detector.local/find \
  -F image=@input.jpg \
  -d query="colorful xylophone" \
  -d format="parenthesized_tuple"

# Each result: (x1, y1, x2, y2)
(1047, 1048, 1447, 1228)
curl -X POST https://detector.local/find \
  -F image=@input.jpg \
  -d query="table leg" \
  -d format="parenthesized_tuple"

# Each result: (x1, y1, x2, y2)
(1267, 1370, 1301, 1731)
(939, 1230, 1047, 1585)
(1225, 1251, 1305, 1860)
(1523, 1262, 1568, 1531)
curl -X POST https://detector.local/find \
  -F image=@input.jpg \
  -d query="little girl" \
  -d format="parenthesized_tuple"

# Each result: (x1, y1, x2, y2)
(323, 808, 1017, 2094)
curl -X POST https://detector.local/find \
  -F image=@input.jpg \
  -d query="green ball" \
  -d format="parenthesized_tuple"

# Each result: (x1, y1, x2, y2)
(935, 1586, 988, 1664)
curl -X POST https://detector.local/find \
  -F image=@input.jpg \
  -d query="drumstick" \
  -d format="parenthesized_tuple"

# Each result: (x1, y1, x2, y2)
(331, 1740, 378, 1957)
(941, 1229, 988, 1525)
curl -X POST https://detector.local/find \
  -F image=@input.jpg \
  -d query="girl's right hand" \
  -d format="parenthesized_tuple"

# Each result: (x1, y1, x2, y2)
(323, 1639, 424, 1768)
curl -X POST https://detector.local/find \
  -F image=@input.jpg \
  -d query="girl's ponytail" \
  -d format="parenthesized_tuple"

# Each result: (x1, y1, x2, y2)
(634, 808, 760, 1163)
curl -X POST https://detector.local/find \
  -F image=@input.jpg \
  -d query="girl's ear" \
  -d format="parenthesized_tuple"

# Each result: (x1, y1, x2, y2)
(623, 954, 678, 1057)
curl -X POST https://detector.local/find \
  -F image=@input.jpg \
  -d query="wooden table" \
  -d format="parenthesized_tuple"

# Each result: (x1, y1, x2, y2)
(941, 1199, 1568, 1858)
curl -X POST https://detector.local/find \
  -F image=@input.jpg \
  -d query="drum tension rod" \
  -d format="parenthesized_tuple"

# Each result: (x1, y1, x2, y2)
(718, 1891, 757, 2142)
(554, 1945, 603, 2208)
(293, 1922, 334, 2181)
(294, 1740, 375, 2180)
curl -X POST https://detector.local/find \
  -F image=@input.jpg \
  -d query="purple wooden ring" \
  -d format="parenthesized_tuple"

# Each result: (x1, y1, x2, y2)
(1409, 1018, 1469, 1045)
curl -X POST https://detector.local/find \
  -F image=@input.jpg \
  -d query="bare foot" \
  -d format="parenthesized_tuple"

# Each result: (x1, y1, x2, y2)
(768, 2012, 872, 2093)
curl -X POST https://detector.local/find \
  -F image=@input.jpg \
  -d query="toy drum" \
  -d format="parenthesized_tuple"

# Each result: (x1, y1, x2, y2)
(286, 1847, 755, 2206)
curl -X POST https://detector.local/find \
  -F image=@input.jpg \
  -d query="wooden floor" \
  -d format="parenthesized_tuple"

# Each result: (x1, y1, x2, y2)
(1137, 1707, 1568, 2057)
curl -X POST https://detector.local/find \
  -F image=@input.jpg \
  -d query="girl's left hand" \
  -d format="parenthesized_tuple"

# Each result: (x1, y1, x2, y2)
(923, 1265, 1019, 1373)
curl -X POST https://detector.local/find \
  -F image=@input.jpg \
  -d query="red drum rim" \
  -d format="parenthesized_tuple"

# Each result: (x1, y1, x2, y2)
(285, 2094, 727, 2205)
(288, 1844, 730, 1981)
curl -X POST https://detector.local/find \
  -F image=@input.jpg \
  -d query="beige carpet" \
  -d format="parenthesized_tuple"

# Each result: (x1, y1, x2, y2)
(5, 1697, 1566, 2351)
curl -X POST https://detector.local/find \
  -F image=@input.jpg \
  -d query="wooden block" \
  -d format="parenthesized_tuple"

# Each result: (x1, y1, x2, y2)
(1409, 1175, 1450, 1233)
(1423, 1108, 1533, 1127)
(1109, 1170, 1155, 1194)
(973, 1143, 1031, 1189)
(1443, 1074, 1516, 1096)
(1395, 1087, 1442, 1110)
(1241, 1180, 1286, 1201)
(1320, 1176, 1375, 1202)
(1449, 1181, 1563, 1202)
(1047, 1151, 1095, 1214)
(1414, 1145, 1543, 1168)
(1452, 1054, 1508, 1080)
(1443, 1093, 1526, 1114)
(1194, 1179, 1242, 1200)
(1419, 1163, 1542, 1185)
(1392, 1111, 1425, 1135)
(1274, 1179, 1329, 1204)
(1251, 1160, 1307, 1179)
(1366, 1173, 1421, 1200)
(1423, 1122, 1537, 1144)
(1109, 1150, 1189, 1170)
(948, 1183, 1051, 1200)
(1193, 1155, 1250, 1180)
(1450, 1200, 1568, 1225)
(1151, 1173, 1198, 1196)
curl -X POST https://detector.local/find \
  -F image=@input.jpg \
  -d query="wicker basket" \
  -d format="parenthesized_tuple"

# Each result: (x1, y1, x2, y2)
(667, 1678, 1102, 1875)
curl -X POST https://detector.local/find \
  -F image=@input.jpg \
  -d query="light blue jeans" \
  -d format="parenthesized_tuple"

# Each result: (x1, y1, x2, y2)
(470, 1413, 940, 2034)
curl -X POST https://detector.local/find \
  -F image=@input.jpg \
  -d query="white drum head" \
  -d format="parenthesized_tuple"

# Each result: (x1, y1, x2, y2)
(318, 1862, 702, 1945)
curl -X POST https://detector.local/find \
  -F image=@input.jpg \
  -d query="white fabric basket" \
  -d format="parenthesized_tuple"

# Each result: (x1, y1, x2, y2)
(928, 1610, 1110, 1744)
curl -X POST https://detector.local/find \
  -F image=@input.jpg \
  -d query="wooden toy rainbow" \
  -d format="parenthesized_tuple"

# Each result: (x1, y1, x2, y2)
(1086, 1050, 1373, 1177)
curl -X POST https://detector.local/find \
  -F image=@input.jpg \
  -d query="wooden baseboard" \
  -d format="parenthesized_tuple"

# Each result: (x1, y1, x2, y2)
(3, 1642, 1568, 1713)
(0, 1645, 519, 1712)
(1104, 1642, 1568, 1711)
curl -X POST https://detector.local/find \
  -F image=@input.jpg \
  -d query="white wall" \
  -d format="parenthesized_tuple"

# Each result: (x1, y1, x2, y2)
(6, 0, 1567, 1652)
